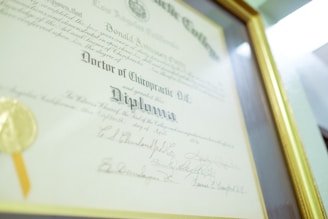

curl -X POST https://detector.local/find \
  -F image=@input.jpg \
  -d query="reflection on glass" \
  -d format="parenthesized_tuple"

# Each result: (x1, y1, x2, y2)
(235, 42, 251, 58)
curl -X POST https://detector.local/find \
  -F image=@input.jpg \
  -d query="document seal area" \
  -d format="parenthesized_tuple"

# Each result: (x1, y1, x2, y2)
(0, 97, 37, 154)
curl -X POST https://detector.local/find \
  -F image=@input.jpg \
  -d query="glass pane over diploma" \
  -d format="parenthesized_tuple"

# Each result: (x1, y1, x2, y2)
(183, 1, 301, 218)
(0, 0, 296, 219)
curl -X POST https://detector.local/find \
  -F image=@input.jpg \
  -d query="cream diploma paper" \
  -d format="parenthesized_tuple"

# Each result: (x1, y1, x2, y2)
(0, 0, 266, 218)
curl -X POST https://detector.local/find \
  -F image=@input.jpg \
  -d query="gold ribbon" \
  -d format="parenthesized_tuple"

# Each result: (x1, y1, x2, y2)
(12, 153, 31, 198)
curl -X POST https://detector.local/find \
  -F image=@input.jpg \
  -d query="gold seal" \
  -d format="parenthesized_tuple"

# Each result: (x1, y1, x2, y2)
(0, 97, 37, 154)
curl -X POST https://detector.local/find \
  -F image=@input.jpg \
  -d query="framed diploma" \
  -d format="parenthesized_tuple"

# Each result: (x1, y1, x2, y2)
(0, 0, 325, 218)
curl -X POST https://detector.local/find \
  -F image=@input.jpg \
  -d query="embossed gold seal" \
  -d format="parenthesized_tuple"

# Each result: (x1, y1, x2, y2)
(0, 97, 37, 197)
(0, 97, 37, 154)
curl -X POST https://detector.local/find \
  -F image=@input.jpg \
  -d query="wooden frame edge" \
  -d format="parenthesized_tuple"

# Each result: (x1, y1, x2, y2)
(215, 0, 327, 218)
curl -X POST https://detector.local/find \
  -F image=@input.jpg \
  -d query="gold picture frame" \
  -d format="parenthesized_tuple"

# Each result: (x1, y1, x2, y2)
(215, 0, 326, 218)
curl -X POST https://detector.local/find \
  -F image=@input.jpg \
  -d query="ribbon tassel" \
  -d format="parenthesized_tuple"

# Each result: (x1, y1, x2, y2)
(12, 153, 30, 198)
